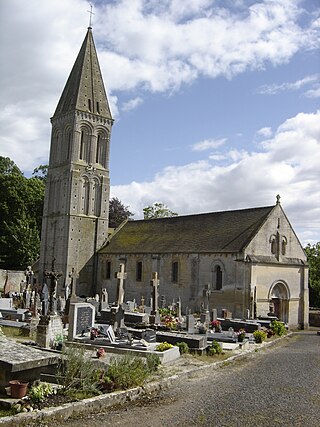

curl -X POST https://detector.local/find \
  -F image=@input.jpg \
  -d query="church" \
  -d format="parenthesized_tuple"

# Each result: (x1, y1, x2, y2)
(39, 27, 309, 329)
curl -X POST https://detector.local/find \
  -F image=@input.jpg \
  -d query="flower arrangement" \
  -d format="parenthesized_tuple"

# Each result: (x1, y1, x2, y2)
(236, 328, 246, 342)
(90, 327, 99, 340)
(211, 320, 222, 332)
(162, 315, 178, 330)
(253, 329, 267, 343)
(156, 341, 173, 352)
(96, 348, 105, 359)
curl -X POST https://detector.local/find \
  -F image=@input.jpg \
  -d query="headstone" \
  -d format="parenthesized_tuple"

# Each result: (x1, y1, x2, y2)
(68, 302, 95, 340)
(126, 300, 135, 312)
(0, 298, 13, 310)
(211, 308, 218, 322)
(115, 263, 127, 307)
(44, 258, 62, 315)
(176, 297, 182, 320)
(101, 288, 109, 310)
(150, 272, 160, 314)
(69, 268, 79, 303)
(106, 325, 116, 343)
(41, 283, 49, 316)
(186, 314, 196, 334)
(200, 310, 210, 326)
(113, 305, 125, 330)
(160, 295, 166, 309)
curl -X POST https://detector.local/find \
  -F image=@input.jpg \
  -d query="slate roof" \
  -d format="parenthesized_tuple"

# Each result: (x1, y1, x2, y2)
(100, 205, 275, 254)
(53, 28, 112, 119)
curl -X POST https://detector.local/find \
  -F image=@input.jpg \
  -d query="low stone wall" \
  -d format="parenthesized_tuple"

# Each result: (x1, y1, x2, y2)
(309, 310, 320, 327)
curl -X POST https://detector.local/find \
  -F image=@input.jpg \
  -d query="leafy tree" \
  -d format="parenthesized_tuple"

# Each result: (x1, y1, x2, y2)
(305, 242, 320, 308)
(0, 158, 45, 270)
(32, 164, 48, 182)
(108, 197, 133, 229)
(0, 156, 22, 176)
(143, 202, 178, 219)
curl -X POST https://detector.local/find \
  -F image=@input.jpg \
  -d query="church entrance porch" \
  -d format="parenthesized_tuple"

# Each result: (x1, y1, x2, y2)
(268, 282, 290, 324)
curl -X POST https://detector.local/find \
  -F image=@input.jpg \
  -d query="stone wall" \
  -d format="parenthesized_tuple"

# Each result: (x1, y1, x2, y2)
(0, 269, 25, 295)
(309, 310, 320, 327)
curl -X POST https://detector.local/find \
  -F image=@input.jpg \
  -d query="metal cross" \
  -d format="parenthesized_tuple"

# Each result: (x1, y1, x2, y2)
(87, 3, 95, 27)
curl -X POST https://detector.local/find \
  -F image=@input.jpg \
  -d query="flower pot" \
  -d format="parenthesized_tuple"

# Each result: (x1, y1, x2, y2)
(9, 380, 28, 399)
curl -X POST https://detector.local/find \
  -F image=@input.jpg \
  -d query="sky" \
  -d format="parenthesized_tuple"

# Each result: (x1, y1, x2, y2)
(0, 0, 319, 246)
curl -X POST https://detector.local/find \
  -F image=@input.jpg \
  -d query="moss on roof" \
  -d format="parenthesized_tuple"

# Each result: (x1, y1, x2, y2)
(100, 205, 275, 254)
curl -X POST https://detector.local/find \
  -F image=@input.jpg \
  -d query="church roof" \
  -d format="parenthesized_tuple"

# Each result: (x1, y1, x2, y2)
(100, 205, 275, 254)
(53, 27, 112, 119)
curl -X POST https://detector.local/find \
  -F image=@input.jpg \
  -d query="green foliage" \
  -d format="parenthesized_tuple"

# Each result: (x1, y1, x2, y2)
(106, 355, 149, 389)
(32, 164, 48, 182)
(176, 341, 189, 354)
(305, 242, 320, 308)
(145, 353, 161, 372)
(270, 320, 286, 336)
(253, 330, 267, 343)
(108, 197, 133, 228)
(156, 341, 173, 352)
(207, 340, 222, 355)
(143, 202, 178, 219)
(0, 158, 45, 270)
(57, 346, 101, 397)
(28, 382, 54, 403)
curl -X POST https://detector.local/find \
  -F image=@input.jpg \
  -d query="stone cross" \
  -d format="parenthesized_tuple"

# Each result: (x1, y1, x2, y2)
(176, 296, 182, 320)
(69, 268, 79, 302)
(41, 283, 49, 316)
(203, 283, 211, 310)
(115, 263, 127, 307)
(44, 257, 62, 315)
(150, 272, 160, 314)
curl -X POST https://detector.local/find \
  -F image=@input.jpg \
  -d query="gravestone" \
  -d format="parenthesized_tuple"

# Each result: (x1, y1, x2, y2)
(211, 308, 218, 322)
(41, 283, 49, 316)
(101, 288, 109, 310)
(115, 263, 126, 307)
(68, 302, 95, 340)
(186, 314, 196, 334)
(113, 305, 125, 330)
(200, 310, 210, 326)
(160, 295, 166, 308)
(176, 297, 182, 320)
(150, 272, 159, 314)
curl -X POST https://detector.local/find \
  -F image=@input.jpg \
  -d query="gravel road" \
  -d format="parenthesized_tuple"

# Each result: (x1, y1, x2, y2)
(45, 331, 320, 427)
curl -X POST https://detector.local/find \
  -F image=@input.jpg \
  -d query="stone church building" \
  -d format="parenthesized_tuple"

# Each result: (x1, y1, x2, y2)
(39, 28, 309, 329)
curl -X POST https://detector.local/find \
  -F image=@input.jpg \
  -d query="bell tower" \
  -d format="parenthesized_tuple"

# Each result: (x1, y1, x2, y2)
(39, 27, 113, 295)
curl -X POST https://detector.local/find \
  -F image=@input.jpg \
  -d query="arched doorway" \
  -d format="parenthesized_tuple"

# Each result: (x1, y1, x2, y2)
(269, 282, 289, 323)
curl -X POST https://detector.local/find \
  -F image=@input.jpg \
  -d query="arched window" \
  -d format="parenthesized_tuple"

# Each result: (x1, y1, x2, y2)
(281, 236, 287, 256)
(95, 131, 107, 166)
(216, 266, 222, 290)
(79, 127, 91, 163)
(172, 262, 179, 283)
(92, 177, 101, 216)
(66, 128, 72, 160)
(80, 176, 90, 215)
(270, 234, 277, 255)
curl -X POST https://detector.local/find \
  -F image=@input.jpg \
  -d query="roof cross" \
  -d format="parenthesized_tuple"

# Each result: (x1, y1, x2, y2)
(87, 3, 95, 28)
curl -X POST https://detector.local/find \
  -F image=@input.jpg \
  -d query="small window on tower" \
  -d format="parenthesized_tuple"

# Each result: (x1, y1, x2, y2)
(136, 261, 142, 281)
(106, 261, 111, 279)
(96, 101, 100, 114)
(172, 262, 179, 283)
(88, 99, 92, 112)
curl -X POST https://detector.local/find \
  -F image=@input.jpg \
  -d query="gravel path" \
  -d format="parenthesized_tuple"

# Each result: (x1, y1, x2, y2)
(45, 332, 320, 427)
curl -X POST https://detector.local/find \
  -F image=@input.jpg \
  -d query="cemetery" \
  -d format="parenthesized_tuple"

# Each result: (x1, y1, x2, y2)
(0, 261, 288, 421)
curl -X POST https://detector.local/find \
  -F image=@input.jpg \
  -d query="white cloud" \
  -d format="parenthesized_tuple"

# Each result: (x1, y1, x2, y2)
(122, 97, 144, 112)
(111, 110, 320, 246)
(191, 138, 227, 151)
(256, 127, 273, 138)
(256, 74, 320, 95)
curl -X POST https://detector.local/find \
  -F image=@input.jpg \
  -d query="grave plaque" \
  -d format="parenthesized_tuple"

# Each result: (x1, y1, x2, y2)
(68, 303, 95, 340)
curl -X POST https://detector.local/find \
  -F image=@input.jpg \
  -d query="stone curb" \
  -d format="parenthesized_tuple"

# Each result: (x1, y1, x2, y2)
(0, 333, 293, 427)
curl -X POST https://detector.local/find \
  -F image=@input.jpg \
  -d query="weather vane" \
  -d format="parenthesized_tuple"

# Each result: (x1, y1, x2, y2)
(87, 3, 95, 28)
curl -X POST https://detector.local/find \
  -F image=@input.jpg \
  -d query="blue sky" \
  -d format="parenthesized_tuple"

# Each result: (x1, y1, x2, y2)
(0, 0, 319, 245)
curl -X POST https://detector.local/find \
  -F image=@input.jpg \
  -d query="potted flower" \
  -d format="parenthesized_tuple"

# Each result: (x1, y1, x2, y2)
(96, 347, 105, 358)
(211, 320, 222, 332)
(236, 328, 246, 342)
(90, 327, 99, 340)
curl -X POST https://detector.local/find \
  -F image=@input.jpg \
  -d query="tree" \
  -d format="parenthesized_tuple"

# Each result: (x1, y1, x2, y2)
(0, 158, 45, 270)
(143, 202, 178, 219)
(108, 197, 133, 229)
(32, 164, 48, 182)
(305, 242, 320, 308)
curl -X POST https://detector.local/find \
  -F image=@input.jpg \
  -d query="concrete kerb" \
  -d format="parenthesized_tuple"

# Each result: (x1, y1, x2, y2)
(0, 333, 293, 427)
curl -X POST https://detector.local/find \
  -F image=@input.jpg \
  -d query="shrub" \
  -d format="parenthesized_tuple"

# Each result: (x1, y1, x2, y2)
(156, 341, 173, 352)
(29, 382, 54, 403)
(106, 355, 149, 389)
(146, 353, 161, 372)
(253, 330, 267, 343)
(270, 320, 286, 336)
(207, 340, 222, 355)
(57, 346, 101, 397)
(176, 342, 189, 354)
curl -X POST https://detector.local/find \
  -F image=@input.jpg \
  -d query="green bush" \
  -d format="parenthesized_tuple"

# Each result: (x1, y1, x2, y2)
(106, 355, 149, 390)
(253, 330, 267, 343)
(156, 341, 173, 352)
(207, 340, 222, 355)
(176, 341, 189, 354)
(29, 382, 54, 403)
(57, 346, 101, 397)
(270, 320, 286, 336)
(146, 353, 161, 372)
